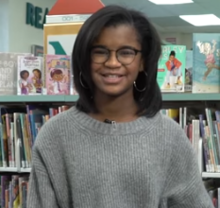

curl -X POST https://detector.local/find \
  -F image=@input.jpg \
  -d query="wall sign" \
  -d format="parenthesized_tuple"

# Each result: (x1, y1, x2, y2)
(44, 23, 83, 55)
(26, 2, 49, 29)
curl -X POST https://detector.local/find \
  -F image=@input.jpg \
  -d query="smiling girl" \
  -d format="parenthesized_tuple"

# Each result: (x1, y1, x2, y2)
(27, 5, 213, 208)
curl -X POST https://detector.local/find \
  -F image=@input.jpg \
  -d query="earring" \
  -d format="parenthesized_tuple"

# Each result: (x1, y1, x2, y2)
(80, 72, 89, 89)
(133, 71, 148, 92)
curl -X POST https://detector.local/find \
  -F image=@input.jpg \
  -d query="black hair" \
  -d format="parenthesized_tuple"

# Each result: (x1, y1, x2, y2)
(170, 50, 175, 56)
(72, 5, 162, 117)
(20, 70, 29, 79)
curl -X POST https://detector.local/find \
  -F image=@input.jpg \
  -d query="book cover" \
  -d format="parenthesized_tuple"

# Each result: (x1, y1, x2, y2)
(192, 33, 220, 93)
(157, 45, 186, 92)
(0, 53, 32, 95)
(17, 56, 43, 95)
(46, 54, 70, 95)
(185, 50, 193, 92)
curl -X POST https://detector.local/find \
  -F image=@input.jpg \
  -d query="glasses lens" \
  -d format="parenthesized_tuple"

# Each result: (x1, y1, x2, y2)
(91, 47, 109, 63)
(117, 49, 136, 64)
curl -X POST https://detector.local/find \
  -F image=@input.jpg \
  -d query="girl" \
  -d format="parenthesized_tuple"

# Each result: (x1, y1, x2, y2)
(32, 69, 42, 93)
(19, 70, 32, 95)
(197, 40, 220, 80)
(49, 68, 67, 94)
(27, 5, 213, 208)
(165, 50, 182, 88)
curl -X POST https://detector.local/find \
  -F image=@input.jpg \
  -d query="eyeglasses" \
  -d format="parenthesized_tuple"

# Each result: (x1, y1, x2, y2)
(91, 46, 142, 65)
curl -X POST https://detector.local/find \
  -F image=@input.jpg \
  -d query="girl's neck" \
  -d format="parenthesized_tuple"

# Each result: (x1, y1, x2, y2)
(90, 91, 139, 123)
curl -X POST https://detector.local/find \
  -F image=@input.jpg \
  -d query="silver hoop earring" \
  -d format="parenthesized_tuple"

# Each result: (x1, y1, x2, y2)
(133, 71, 148, 92)
(80, 72, 89, 89)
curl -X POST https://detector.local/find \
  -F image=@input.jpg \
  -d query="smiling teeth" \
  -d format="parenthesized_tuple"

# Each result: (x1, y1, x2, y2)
(106, 75, 119, 77)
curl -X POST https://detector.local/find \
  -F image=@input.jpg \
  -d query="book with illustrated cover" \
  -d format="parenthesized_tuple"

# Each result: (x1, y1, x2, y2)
(157, 45, 186, 92)
(193, 33, 220, 93)
(185, 50, 193, 92)
(0, 53, 32, 95)
(45, 54, 70, 95)
(17, 56, 43, 95)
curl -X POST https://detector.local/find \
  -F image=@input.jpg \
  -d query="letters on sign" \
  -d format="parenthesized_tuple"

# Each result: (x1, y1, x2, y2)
(26, 2, 49, 29)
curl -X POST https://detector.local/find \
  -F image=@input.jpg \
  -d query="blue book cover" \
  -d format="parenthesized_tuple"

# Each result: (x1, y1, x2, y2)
(157, 45, 186, 92)
(193, 33, 220, 93)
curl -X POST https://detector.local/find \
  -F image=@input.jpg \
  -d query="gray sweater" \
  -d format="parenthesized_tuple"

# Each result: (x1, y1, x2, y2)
(27, 106, 214, 208)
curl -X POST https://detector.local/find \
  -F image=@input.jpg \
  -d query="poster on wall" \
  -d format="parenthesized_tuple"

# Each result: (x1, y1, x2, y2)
(31, 45, 44, 57)
(44, 23, 83, 55)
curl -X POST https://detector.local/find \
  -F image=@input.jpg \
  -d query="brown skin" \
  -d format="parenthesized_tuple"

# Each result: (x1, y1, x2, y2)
(89, 25, 143, 123)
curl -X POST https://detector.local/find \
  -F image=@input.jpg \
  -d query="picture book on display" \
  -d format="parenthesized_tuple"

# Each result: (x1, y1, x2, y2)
(45, 54, 71, 95)
(17, 56, 43, 95)
(0, 53, 32, 95)
(193, 33, 220, 93)
(185, 50, 193, 92)
(157, 45, 186, 92)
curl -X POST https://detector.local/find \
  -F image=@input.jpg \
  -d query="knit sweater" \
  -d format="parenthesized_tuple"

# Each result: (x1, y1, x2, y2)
(27, 106, 214, 208)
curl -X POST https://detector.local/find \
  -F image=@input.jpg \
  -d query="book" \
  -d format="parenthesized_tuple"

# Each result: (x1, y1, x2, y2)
(185, 50, 193, 92)
(157, 45, 186, 92)
(192, 33, 220, 93)
(0, 53, 32, 95)
(45, 54, 70, 95)
(17, 56, 43, 95)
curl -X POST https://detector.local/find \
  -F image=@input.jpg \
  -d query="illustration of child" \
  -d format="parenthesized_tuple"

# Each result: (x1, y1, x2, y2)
(49, 69, 68, 94)
(196, 40, 220, 80)
(32, 69, 42, 93)
(165, 51, 182, 88)
(19, 70, 32, 95)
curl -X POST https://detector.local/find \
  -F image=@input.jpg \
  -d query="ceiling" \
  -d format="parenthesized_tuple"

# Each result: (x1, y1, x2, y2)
(102, 0, 220, 33)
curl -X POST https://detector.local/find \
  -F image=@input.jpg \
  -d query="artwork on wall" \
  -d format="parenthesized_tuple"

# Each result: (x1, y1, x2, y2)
(31, 45, 44, 57)
(44, 22, 82, 55)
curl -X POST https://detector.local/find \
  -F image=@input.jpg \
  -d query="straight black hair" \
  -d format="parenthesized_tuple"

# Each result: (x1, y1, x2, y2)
(72, 5, 162, 117)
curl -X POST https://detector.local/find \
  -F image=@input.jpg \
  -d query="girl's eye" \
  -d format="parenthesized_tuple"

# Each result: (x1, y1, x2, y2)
(92, 48, 108, 55)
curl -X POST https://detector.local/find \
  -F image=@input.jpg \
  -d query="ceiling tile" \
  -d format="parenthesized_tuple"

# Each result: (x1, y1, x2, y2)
(161, 3, 206, 15)
(150, 16, 192, 27)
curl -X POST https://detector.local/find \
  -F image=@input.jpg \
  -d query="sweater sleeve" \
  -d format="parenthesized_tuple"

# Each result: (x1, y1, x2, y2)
(27, 148, 59, 208)
(164, 129, 214, 208)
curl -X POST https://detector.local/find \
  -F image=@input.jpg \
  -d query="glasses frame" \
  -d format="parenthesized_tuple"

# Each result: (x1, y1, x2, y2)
(91, 46, 142, 65)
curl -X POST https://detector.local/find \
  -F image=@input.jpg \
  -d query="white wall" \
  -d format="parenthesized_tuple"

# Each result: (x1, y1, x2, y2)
(0, 0, 10, 52)
(8, 0, 56, 53)
(3, 0, 193, 53)
(160, 33, 192, 50)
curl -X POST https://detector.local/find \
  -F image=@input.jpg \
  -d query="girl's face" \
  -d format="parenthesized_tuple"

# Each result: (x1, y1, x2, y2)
(53, 73, 63, 81)
(33, 71, 39, 78)
(169, 55, 174, 61)
(23, 72, 29, 80)
(90, 25, 143, 98)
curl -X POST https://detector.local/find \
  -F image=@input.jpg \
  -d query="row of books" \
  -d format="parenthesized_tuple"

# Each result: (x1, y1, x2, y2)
(0, 53, 78, 96)
(204, 179, 220, 207)
(158, 33, 220, 93)
(162, 106, 220, 173)
(1, 33, 220, 96)
(0, 104, 69, 169)
(0, 174, 29, 208)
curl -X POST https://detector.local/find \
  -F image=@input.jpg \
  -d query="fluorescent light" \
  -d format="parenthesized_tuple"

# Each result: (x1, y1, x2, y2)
(148, 0, 193, 4)
(179, 14, 220, 26)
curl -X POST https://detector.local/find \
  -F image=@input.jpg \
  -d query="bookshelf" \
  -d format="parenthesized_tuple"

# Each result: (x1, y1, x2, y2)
(0, 93, 219, 103)
(0, 93, 219, 178)
(202, 172, 220, 179)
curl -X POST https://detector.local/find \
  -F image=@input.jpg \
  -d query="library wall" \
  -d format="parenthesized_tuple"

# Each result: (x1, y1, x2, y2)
(160, 33, 192, 50)
(6, 0, 56, 53)
(0, 0, 10, 52)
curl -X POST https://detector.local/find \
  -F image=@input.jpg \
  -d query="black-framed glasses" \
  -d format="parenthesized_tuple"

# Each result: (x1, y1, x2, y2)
(91, 46, 142, 65)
